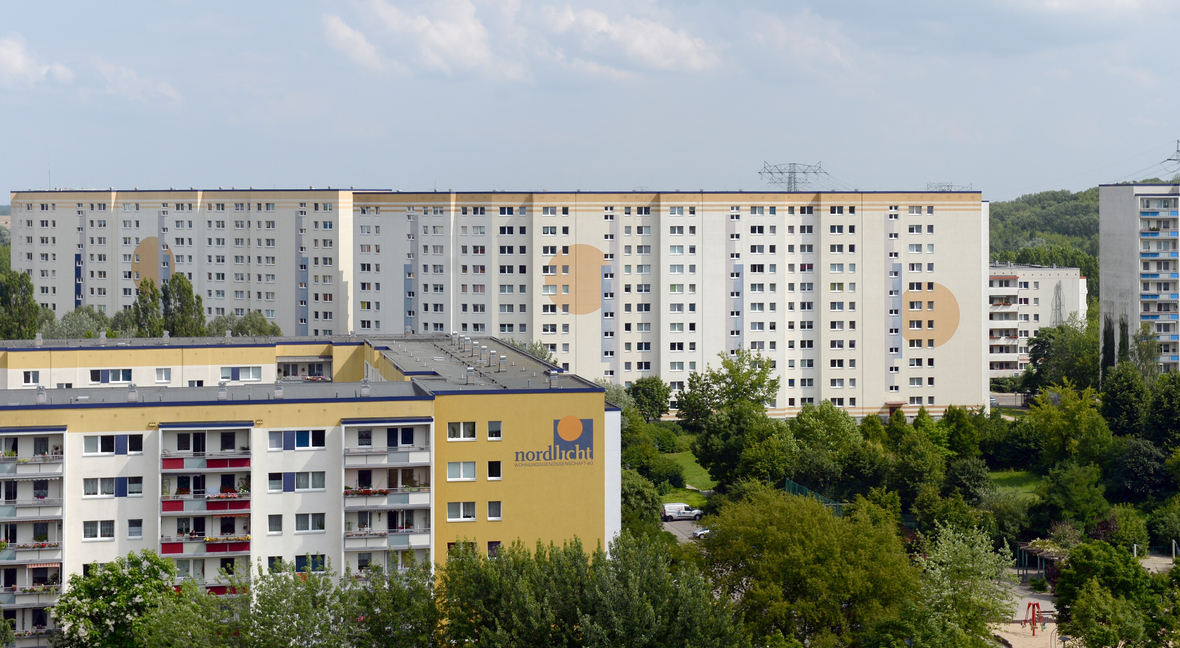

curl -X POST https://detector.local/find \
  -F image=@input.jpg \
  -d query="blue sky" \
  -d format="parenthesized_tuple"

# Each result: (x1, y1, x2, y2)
(3, 0, 1180, 200)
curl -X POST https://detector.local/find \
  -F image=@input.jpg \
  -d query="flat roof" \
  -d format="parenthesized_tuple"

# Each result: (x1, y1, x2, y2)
(10, 189, 983, 197)
(0, 334, 601, 406)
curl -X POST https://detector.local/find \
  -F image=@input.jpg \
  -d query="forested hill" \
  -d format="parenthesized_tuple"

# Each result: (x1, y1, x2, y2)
(989, 187, 1101, 296)
(0, 205, 9, 216)
(990, 188, 1098, 257)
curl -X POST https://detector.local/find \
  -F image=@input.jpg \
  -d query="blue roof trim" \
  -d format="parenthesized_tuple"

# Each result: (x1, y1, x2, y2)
(158, 420, 256, 430)
(340, 417, 434, 426)
(429, 387, 604, 396)
(0, 339, 369, 353)
(605, 406, 622, 412)
(2, 394, 435, 413)
(0, 426, 67, 434)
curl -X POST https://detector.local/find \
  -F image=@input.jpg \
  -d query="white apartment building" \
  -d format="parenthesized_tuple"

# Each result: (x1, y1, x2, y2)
(987, 263, 1087, 378)
(10, 190, 989, 417)
(1100, 184, 1180, 373)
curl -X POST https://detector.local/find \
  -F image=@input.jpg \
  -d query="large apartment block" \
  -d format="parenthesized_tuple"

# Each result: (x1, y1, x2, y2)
(1100, 184, 1180, 373)
(0, 334, 620, 645)
(987, 263, 1087, 377)
(9, 189, 989, 417)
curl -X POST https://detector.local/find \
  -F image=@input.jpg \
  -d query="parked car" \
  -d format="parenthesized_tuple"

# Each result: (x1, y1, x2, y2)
(662, 503, 703, 522)
(989, 396, 999, 407)
(692, 527, 710, 539)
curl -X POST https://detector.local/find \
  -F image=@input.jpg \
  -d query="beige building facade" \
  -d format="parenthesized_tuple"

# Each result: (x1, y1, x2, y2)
(10, 189, 989, 418)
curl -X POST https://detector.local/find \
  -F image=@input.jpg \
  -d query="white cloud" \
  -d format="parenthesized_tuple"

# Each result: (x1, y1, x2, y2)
(93, 59, 181, 103)
(542, 6, 719, 72)
(323, 14, 391, 72)
(370, 0, 526, 79)
(745, 9, 854, 74)
(0, 37, 73, 85)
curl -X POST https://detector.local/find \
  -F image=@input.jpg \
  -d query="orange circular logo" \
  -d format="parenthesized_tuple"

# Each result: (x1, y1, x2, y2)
(557, 416, 583, 442)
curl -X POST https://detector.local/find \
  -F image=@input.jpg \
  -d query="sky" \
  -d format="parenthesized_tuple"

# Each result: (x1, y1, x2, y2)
(2, 0, 1180, 202)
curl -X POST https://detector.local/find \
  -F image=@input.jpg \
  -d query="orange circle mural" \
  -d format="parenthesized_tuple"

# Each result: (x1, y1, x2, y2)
(901, 282, 960, 347)
(131, 237, 169, 289)
(557, 416, 584, 442)
(543, 244, 605, 315)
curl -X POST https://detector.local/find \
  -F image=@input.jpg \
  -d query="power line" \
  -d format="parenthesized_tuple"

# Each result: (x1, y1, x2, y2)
(759, 162, 827, 192)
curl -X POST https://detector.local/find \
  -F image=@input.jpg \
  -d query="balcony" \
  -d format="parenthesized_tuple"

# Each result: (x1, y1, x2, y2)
(161, 451, 251, 473)
(0, 456, 64, 478)
(161, 493, 251, 516)
(343, 526, 431, 551)
(344, 446, 430, 468)
(160, 536, 251, 557)
(343, 488, 430, 511)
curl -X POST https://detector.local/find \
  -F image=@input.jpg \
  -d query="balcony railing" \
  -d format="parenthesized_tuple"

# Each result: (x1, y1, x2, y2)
(344, 486, 429, 496)
(7, 499, 63, 508)
(0, 454, 62, 464)
(343, 445, 430, 455)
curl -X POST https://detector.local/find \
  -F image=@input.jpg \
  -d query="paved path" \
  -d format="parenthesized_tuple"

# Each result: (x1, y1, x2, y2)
(663, 519, 702, 543)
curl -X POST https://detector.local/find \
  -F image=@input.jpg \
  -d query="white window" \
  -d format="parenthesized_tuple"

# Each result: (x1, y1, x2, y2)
(295, 471, 326, 491)
(155, 368, 171, 383)
(448, 502, 477, 521)
(295, 513, 326, 532)
(447, 421, 476, 440)
(21, 371, 38, 385)
(83, 520, 114, 540)
(83, 477, 116, 497)
(268, 515, 282, 534)
(448, 461, 476, 481)
(488, 501, 502, 520)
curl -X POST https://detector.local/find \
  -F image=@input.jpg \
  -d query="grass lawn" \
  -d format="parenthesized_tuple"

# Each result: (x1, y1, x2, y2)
(997, 407, 1028, 418)
(661, 488, 708, 509)
(991, 469, 1042, 501)
(666, 452, 717, 490)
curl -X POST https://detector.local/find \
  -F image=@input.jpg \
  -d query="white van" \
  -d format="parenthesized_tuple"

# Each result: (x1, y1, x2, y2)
(662, 503, 702, 522)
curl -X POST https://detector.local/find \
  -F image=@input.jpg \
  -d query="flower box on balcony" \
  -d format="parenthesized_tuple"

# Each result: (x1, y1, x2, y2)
(343, 488, 391, 497)
(204, 535, 251, 543)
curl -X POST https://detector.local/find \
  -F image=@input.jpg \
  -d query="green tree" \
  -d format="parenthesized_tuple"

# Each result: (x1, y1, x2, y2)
(626, 376, 671, 422)
(345, 556, 437, 648)
(621, 469, 663, 535)
(135, 577, 247, 648)
(504, 337, 557, 364)
(694, 400, 794, 488)
(978, 488, 1031, 551)
(40, 306, 111, 339)
(207, 310, 283, 337)
(939, 405, 980, 458)
(676, 349, 780, 430)
(1131, 321, 1162, 387)
(943, 457, 994, 506)
(1108, 504, 1149, 552)
(906, 523, 1016, 648)
(1036, 462, 1110, 531)
(890, 428, 947, 508)
(1055, 541, 1152, 622)
(132, 278, 165, 337)
(1059, 578, 1145, 648)
(594, 378, 636, 410)
(1030, 380, 1112, 468)
(789, 401, 862, 496)
(581, 532, 749, 648)
(702, 485, 918, 647)
(246, 556, 348, 648)
(0, 242, 9, 273)
(0, 270, 41, 339)
(1148, 371, 1180, 450)
(162, 274, 206, 337)
(1150, 495, 1180, 547)
(1105, 436, 1169, 502)
(1025, 314, 1099, 392)
(1101, 362, 1148, 437)
(52, 550, 177, 648)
